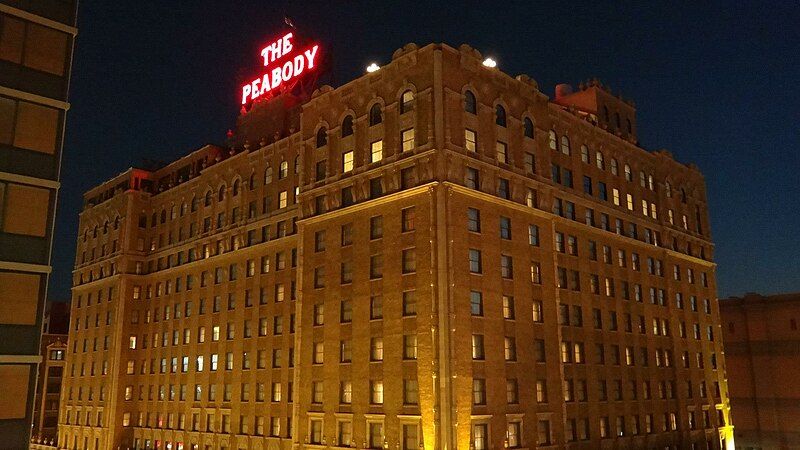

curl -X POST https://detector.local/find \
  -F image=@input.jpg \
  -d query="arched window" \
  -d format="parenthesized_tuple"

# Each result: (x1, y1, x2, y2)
(464, 90, 477, 114)
(580, 145, 589, 163)
(170, 205, 176, 219)
(160, 209, 166, 224)
(279, 161, 288, 179)
(614, 112, 621, 129)
(595, 151, 605, 170)
(150, 213, 156, 226)
(400, 90, 414, 114)
(180, 202, 187, 216)
(369, 104, 382, 126)
(610, 158, 618, 175)
(495, 104, 507, 127)
(316, 127, 327, 148)
(218, 185, 226, 202)
(681, 188, 687, 203)
(665, 181, 672, 198)
(103, 221, 109, 233)
(93, 225, 98, 237)
(114, 217, 120, 229)
(548, 130, 557, 150)
(560, 135, 570, 155)
(624, 164, 632, 181)
(249, 173, 256, 189)
(626, 118, 632, 134)
(294, 155, 301, 174)
(264, 165, 273, 184)
(341, 115, 354, 137)
(191, 196, 198, 211)
(204, 191, 212, 206)
(232, 179, 240, 196)
(523, 117, 534, 138)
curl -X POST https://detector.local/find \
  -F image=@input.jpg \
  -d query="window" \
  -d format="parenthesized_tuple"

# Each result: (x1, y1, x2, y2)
(524, 152, 535, 174)
(403, 335, 417, 359)
(500, 254, 513, 278)
(467, 208, 481, 232)
(532, 300, 544, 322)
(370, 381, 384, 404)
(465, 129, 477, 152)
(496, 141, 508, 163)
(470, 291, 483, 316)
(499, 216, 511, 239)
(560, 135, 571, 155)
(370, 140, 383, 163)
(338, 114, 354, 137)
(469, 249, 482, 273)
(472, 379, 486, 405)
(402, 248, 416, 273)
(402, 207, 416, 231)
(548, 130, 557, 150)
(523, 117, 534, 138)
(472, 334, 485, 360)
(529, 224, 539, 246)
(316, 127, 327, 147)
(401, 128, 415, 152)
(400, 90, 414, 113)
(370, 215, 383, 239)
(466, 167, 480, 189)
(342, 151, 354, 172)
(537, 420, 552, 445)
(464, 90, 477, 114)
(402, 291, 417, 316)
(369, 103, 382, 125)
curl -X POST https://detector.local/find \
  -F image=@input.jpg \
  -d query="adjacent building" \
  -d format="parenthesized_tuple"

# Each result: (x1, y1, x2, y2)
(0, 1, 77, 447)
(32, 301, 70, 445)
(720, 292, 800, 450)
(59, 42, 733, 450)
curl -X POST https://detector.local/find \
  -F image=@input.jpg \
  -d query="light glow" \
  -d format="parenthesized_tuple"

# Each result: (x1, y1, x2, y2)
(482, 57, 497, 68)
(366, 62, 380, 73)
(241, 32, 321, 105)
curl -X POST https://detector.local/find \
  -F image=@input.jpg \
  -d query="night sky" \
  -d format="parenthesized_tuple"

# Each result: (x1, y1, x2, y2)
(52, 1, 800, 301)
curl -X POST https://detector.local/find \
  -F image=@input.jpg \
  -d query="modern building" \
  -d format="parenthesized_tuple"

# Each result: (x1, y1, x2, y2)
(59, 42, 733, 450)
(32, 302, 70, 445)
(720, 292, 800, 450)
(0, 1, 77, 447)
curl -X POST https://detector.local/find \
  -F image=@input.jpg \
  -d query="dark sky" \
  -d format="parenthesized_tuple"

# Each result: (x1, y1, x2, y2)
(52, 1, 800, 301)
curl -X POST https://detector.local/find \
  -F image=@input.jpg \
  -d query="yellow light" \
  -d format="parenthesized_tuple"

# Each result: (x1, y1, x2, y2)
(366, 62, 380, 73)
(482, 57, 497, 68)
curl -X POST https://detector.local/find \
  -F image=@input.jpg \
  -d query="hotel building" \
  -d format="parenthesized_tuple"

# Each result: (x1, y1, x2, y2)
(0, 1, 77, 447)
(720, 292, 800, 450)
(59, 42, 733, 450)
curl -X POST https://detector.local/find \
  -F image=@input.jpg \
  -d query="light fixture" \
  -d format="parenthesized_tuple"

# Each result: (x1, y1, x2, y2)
(482, 57, 497, 68)
(366, 62, 380, 73)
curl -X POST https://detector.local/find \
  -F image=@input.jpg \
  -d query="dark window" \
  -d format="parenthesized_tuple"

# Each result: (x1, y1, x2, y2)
(369, 178, 383, 198)
(369, 104, 382, 126)
(316, 127, 327, 147)
(341, 186, 354, 207)
(523, 117, 534, 138)
(341, 115, 354, 137)
(465, 90, 477, 114)
(495, 104, 507, 127)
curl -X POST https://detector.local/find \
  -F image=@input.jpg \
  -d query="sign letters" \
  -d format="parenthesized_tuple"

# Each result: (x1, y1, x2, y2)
(241, 32, 320, 105)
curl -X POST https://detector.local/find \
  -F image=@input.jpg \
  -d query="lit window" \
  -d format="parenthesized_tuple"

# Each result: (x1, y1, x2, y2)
(278, 191, 288, 208)
(342, 150, 354, 172)
(496, 141, 508, 163)
(401, 128, 415, 152)
(370, 140, 383, 163)
(465, 129, 477, 152)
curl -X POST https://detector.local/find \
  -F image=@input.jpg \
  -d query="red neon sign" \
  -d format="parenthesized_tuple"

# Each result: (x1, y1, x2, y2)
(241, 32, 320, 105)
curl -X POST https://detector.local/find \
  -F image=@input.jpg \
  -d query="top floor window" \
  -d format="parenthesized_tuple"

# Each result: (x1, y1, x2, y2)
(465, 90, 477, 114)
(495, 104, 506, 127)
(218, 185, 226, 202)
(523, 117, 534, 138)
(548, 130, 557, 150)
(369, 103, 382, 126)
(400, 90, 414, 114)
(341, 115, 354, 137)
(316, 127, 327, 148)
(560, 135, 570, 155)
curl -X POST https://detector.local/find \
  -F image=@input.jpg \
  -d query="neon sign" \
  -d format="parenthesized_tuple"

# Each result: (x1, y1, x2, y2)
(241, 32, 320, 105)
